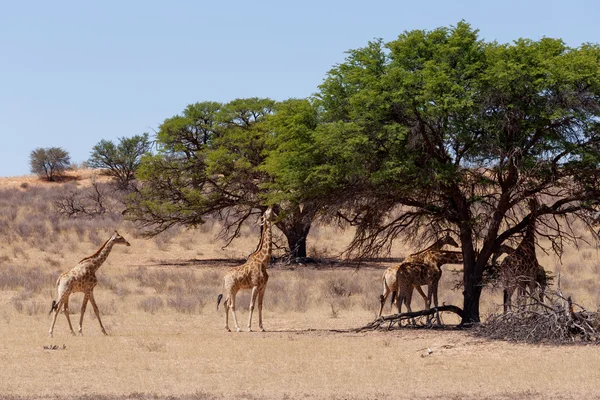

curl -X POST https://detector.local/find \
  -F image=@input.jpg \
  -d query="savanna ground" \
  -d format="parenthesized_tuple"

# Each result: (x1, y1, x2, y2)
(1, 170, 600, 399)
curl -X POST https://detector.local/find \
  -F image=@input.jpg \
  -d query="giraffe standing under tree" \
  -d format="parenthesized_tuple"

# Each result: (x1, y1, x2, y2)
(217, 207, 275, 332)
(500, 199, 541, 313)
(378, 234, 459, 317)
(48, 231, 131, 337)
(395, 250, 464, 325)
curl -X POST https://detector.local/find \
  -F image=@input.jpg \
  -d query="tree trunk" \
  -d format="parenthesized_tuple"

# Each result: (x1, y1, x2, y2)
(275, 203, 318, 260)
(461, 241, 482, 324)
(281, 221, 311, 258)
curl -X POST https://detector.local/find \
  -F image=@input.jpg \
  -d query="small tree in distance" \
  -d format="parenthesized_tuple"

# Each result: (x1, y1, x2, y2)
(87, 133, 152, 188)
(29, 147, 71, 182)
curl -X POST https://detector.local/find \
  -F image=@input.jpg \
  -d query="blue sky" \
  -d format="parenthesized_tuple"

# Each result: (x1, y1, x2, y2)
(1, 0, 598, 177)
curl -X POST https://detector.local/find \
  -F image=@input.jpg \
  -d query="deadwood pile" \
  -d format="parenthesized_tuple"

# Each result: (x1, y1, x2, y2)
(475, 291, 600, 344)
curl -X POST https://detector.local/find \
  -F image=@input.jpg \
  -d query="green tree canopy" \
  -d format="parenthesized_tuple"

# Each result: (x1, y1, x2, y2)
(129, 98, 321, 258)
(87, 133, 152, 188)
(29, 147, 71, 181)
(272, 21, 600, 323)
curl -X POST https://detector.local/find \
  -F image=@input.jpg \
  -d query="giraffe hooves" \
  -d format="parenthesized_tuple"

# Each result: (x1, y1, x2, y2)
(236, 328, 241, 333)
(70, 331, 77, 337)
(248, 328, 253, 332)
(260, 328, 265, 332)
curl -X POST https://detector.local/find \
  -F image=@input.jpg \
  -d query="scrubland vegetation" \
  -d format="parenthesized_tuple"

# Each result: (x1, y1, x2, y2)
(1, 171, 600, 399)
(1, 170, 599, 327)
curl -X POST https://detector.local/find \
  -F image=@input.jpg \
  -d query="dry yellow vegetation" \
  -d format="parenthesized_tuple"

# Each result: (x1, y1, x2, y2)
(0, 170, 599, 399)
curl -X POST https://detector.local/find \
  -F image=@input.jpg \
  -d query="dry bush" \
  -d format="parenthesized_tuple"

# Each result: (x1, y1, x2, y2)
(476, 290, 600, 344)
(10, 291, 45, 315)
(0, 265, 56, 293)
(97, 274, 131, 297)
(265, 279, 309, 312)
(166, 293, 204, 314)
(153, 227, 181, 251)
(138, 296, 164, 314)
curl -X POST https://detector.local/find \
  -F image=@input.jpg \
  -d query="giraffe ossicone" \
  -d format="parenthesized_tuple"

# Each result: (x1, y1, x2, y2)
(48, 231, 130, 338)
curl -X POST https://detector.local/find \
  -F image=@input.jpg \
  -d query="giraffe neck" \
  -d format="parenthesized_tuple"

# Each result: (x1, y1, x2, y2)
(517, 215, 537, 254)
(81, 237, 117, 273)
(436, 251, 463, 265)
(255, 220, 272, 269)
(413, 238, 447, 257)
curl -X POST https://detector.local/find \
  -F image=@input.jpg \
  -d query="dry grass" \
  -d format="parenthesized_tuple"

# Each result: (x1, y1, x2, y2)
(0, 170, 600, 399)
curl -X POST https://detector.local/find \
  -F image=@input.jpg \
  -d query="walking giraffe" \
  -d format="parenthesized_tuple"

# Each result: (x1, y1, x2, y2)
(378, 234, 458, 317)
(48, 231, 130, 337)
(217, 207, 275, 332)
(500, 199, 541, 313)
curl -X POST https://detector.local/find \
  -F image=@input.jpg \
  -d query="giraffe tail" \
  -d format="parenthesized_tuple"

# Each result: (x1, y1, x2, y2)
(216, 294, 223, 310)
(390, 291, 397, 306)
(49, 300, 57, 315)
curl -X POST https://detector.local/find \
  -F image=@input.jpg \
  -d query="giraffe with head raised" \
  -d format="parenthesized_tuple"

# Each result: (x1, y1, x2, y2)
(48, 231, 130, 337)
(377, 234, 459, 317)
(217, 207, 275, 332)
(495, 242, 548, 307)
(500, 199, 541, 313)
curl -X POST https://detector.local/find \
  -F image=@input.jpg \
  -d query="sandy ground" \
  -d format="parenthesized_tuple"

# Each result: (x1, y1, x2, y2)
(1, 303, 600, 399)
(1, 170, 600, 399)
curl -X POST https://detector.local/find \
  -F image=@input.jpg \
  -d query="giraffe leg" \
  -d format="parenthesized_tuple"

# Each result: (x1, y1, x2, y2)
(378, 277, 390, 318)
(49, 298, 64, 338)
(229, 293, 241, 332)
(404, 288, 416, 326)
(432, 279, 441, 326)
(414, 285, 427, 325)
(63, 297, 76, 336)
(425, 285, 433, 326)
(247, 286, 259, 332)
(503, 286, 516, 314)
(78, 293, 89, 336)
(89, 291, 107, 335)
(224, 296, 231, 332)
(257, 286, 266, 332)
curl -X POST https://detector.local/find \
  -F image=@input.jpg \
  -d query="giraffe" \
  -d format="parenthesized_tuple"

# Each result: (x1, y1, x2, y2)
(395, 260, 444, 325)
(377, 234, 459, 317)
(217, 207, 275, 332)
(500, 199, 541, 313)
(392, 250, 465, 325)
(493, 243, 548, 305)
(48, 231, 130, 337)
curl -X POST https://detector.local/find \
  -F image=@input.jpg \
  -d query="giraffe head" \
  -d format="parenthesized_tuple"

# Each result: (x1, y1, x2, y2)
(262, 206, 275, 224)
(527, 198, 539, 213)
(111, 231, 131, 246)
(440, 234, 459, 249)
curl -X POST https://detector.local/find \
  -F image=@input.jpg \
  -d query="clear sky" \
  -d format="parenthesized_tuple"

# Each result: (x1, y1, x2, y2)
(1, 0, 598, 177)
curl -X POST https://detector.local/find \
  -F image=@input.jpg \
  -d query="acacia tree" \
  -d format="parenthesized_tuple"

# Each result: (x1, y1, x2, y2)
(87, 133, 152, 188)
(128, 98, 320, 258)
(274, 22, 600, 323)
(29, 147, 71, 181)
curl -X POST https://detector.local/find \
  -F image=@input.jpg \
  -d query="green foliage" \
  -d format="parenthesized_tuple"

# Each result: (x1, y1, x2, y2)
(268, 21, 600, 321)
(131, 99, 275, 232)
(87, 133, 152, 187)
(29, 147, 71, 181)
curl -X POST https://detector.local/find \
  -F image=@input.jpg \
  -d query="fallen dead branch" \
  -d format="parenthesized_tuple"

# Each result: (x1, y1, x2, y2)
(355, 305, 464, 332)
(476, 289, 600, 344)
